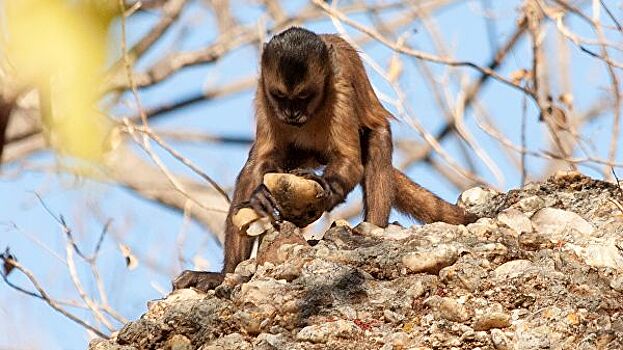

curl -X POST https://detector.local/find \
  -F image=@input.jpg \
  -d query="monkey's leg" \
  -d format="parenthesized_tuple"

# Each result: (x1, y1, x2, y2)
(361, 127, 394, 227)
(173, 270, 225, 292)
(392, 169, 477, 225)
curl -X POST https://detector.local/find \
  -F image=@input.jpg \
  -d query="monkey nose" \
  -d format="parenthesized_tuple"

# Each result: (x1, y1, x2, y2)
(285, 109, 300, 119)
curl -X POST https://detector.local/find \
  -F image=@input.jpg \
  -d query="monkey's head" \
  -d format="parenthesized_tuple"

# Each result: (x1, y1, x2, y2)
(261, 27, 331, 127)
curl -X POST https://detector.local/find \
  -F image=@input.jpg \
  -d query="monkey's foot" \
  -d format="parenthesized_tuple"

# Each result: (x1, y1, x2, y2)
(242, 184, 283, 223)
(172, 270, 224, 292)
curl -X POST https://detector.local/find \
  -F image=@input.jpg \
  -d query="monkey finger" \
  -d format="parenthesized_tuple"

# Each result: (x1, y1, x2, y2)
(247, 197, 271, 219)
(289, 168, 331, 196)
(249, 185, 283, 222)
(260, 187, 283, 222)
(289, 168, 318, 178)
(299, 172, 333, 199)
(232, 200, 252, 213)
(315, 177, 333, 198)
(257, 184, 283, 217)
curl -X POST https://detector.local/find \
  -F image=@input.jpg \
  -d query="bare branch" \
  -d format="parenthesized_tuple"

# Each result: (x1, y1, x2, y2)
(0, 252, 109, 338)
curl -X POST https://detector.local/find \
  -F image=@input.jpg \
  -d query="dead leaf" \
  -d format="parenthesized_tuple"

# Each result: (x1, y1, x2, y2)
(510, 69, 531, 84)
(118, 243, 139, 270)
(1, 247, 16, 276)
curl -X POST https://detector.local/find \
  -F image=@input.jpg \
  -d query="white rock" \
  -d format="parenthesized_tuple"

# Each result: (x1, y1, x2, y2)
(493, 260, 535, 280)
(383, 331, 410, 347)
(610, 275, 623, 292)
(234, 260, 257, 277)
(531, 208, 594, 238)
(459, 187, 499, 207)
(425, 296, 470, 323)
(383, 309, 405, 323)
(566, 242, 623, 270)
(296, 320, 361, 343)
(238, 279, 289, 307)
(337, 305, 357, 320)
(402, 245, 459, 274)
(383, 224, 414, 240)
(490, 328, 510, 350)
(497, 209, 533, 236)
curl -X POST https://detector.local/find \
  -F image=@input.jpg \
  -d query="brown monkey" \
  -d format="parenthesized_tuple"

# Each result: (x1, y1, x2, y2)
(173, 27, 477, 291)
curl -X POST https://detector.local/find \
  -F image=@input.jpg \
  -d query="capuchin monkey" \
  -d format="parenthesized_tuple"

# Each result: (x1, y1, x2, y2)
(173, 27, 477, 292)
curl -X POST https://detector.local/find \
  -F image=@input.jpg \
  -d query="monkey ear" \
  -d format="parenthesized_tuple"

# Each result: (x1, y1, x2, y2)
(263, 43, 268, 52)
(327, 43, 337, 61)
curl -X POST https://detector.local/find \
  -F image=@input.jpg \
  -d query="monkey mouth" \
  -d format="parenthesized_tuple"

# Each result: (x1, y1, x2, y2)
(285, 119, 306, 127)
(281, 114, 308, 127)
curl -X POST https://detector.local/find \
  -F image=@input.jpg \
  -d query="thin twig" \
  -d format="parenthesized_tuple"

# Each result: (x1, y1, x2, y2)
(0, 257, 108, 338)
(117, 0, 230, 203)
(312, 0, 534, 97)
(521, 84, 528, 186)
(599, 0, 622, 32)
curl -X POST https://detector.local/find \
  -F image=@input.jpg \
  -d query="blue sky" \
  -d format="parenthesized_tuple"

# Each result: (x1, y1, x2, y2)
(1, 1, 621, 349)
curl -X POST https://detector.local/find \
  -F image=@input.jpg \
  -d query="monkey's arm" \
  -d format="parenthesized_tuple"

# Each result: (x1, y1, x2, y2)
(221, 145, 283, 274)
(322, 162, 363, 211)
(173, 143, 283, 291)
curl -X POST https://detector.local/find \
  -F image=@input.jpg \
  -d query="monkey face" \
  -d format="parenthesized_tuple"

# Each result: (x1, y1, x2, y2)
(265, 84, 323, 127)
(260, 27, 330, 127)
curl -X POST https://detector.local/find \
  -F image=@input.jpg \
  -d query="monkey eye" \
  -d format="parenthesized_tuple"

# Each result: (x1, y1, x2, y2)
(296, 92, 313, 101)
(271, 90, 286, 99)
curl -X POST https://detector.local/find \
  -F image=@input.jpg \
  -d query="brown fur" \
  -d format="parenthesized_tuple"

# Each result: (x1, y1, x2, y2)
(393, 169, 477, 224)
(173, 28, 477, 292)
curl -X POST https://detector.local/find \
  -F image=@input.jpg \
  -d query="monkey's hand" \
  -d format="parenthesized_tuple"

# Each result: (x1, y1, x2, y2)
(239, 184, 283, 224)
(289, 168, 353, 214)
(172, 270, 224, 292)
(289, 168, 334, 202)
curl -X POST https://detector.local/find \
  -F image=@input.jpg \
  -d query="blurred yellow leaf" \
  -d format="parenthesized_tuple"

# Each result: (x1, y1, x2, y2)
(4, 0, 114, 162)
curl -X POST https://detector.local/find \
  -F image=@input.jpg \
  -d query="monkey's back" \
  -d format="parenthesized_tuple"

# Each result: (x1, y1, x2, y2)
(320, 34, 393, 130)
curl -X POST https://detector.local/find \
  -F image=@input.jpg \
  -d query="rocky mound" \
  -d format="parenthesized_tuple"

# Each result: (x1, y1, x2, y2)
(90, 172, 623, 350)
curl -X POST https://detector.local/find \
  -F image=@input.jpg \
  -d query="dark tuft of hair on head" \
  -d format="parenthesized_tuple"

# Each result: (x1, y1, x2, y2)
(262, 27, 329, 88)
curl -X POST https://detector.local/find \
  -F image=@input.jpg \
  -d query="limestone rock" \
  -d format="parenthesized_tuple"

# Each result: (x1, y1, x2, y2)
(425, 296, 470, 323)
(402, 244, 459, 274)
(89, 174, 623, 350)
(531, 207, 595, 238)
(472, 312, 511, 331)
(296, 320, 362, 343)
(493, 260, 535, 280)
(497, 208, 533, 236)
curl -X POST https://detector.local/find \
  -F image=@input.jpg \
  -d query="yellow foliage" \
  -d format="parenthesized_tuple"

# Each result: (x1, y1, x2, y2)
(4, 0, 115, 161)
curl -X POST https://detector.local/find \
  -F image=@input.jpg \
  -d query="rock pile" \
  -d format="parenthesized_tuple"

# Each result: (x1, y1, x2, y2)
(90, 172, 623, 349)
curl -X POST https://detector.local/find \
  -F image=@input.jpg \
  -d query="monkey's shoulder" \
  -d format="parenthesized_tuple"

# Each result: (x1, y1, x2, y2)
(319, 34, 359, 59)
